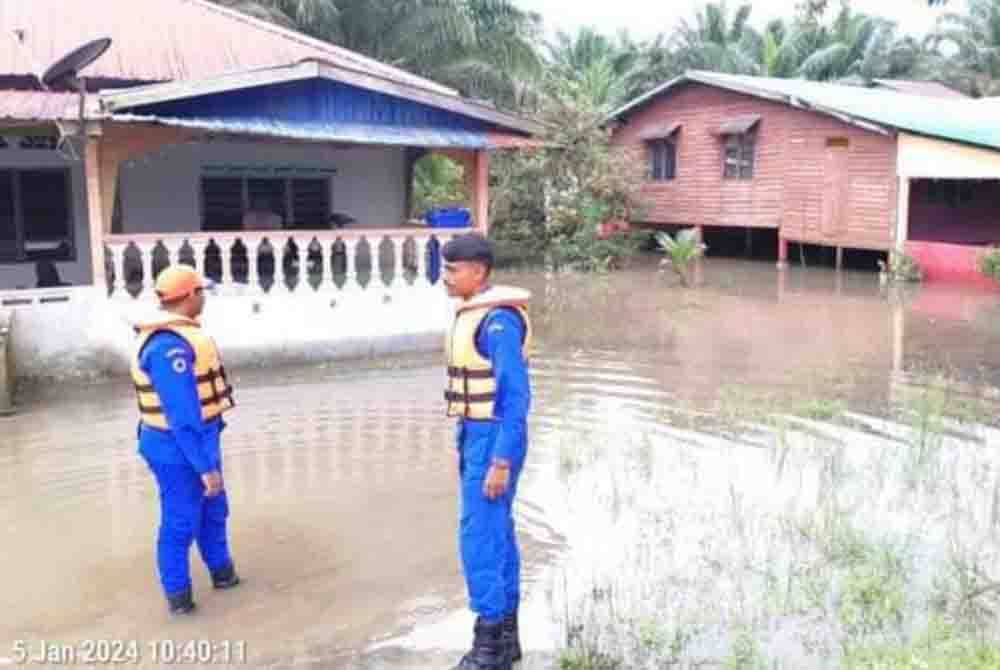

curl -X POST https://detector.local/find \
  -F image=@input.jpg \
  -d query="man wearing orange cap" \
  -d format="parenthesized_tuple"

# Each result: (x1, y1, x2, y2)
(132, 265, 239, 616)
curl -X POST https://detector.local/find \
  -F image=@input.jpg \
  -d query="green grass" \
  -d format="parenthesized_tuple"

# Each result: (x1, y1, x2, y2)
(558, 649, 622, 670)
(845, 619, 1000, 670)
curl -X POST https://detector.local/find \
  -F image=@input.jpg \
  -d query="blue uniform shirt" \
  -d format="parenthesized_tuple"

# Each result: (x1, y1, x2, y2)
(137, 332, 222, 474)
(469, 306, 531, 465)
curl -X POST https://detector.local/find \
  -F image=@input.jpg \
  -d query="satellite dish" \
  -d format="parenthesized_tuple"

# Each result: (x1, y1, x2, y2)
(42, 37, 111, 91)
(34, 38, 112, 161)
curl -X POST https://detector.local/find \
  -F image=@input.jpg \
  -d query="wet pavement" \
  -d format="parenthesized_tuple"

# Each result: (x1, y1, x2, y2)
(2, 256, 1000, 668)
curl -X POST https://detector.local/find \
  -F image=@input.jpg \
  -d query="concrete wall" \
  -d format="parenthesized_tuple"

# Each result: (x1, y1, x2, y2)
(119, 141, 408, 233)
(2, 284, 453, 381)
(898, 133, 1000, 179)
(0, 145, 93, 290)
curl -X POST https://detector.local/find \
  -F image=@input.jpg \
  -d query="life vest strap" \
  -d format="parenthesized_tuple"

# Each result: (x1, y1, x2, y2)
(447, 366, 493, 380)
(138, 387, 234, 415)
(444, 390, 496, 404)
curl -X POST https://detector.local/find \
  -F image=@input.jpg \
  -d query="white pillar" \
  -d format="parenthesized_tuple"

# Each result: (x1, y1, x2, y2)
(247, 237, 261, 293)
(895, 177, 911, 255)
(343, 238, 359, 292)
(139, 242, 157, 297)
(389, 236, 407, 291)
(106, 243, 128, 299)
(414, 237, 429, 288)
(371, 235, 385, 289)
(219, 238, 234, 294)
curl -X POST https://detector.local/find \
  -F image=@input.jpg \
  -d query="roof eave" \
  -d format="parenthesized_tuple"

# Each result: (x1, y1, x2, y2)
(100, 58, 542, 137)
(100, 61, 321, 112)
(609, 70, 893, 138)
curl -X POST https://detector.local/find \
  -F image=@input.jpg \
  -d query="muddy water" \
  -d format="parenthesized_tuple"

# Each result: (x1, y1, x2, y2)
(2, 257, 1000, 668)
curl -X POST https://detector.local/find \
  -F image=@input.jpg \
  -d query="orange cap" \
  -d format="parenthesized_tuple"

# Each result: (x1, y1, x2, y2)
(154, 265, 205, 302)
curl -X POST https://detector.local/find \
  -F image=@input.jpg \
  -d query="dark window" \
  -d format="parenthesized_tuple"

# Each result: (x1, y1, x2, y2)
(247, 178, 288, 221)
(926, 180, 975, 208)
(649, 140, 676, 181)
(0, 168, 73, 264)
(200, 176, 330, 231)
(201, 177, 244, 231)
(290, 178, 331, 229)
(724, 134, 755, 179)
(19, 136, 58, 151)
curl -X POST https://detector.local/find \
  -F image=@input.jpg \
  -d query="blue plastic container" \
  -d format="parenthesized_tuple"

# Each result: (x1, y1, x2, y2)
(425, 207, 472, 229)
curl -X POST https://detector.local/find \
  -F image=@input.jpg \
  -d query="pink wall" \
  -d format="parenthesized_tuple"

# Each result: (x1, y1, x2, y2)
(611, 82, 898, 250)
(906, 240, 999, 290)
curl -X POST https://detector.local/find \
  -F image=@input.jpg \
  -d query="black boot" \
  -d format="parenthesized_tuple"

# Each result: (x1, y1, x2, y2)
(502, 610, 522, 664)
(454, 618, 511, 670)
(167, 589, 196, 616)
(210, 564, 241, 590)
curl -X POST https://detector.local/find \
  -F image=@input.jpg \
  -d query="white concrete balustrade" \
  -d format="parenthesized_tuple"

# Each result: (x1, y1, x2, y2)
(103, 230, 458, 300)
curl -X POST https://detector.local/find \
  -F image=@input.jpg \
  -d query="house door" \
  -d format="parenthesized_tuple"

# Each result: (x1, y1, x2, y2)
(821, 139, 849, 238)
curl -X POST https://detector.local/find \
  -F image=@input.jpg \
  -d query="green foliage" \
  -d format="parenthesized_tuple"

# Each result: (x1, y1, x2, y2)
(844, 618, 1000, 669)
(491, 95, 649, 273)
(878, 253, 924, 283)
(655, 228, 706, 286)
(411, 154, 467, 218)
(558, 650, 622, 670)
(215, 0, 544, 110)
(724, 630, 768, 670)
(932, 0, 1000, 97)
(797, 397, 847, 421)
(978, 248, 1000, 283)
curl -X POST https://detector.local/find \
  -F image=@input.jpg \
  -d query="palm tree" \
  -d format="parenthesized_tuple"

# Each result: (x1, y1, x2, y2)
(744, 19, 814, 77)
(213, 0, 543, 110)
(798, 5, 914, 81)
(931, 0, 1000, 96)
(544, 28, 649, 110)
(672, 2, 760, 75)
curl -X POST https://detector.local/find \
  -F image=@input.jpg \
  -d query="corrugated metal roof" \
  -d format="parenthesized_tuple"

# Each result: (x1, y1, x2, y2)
(0, 91, 77, 121)
(108, 115, 492, 148)
(872, 79, 969, 99)
(0, 0, 454, 95)
(611, 71, 1000, 152)
(100, 60, 543, 137)
(104, 75, 537, 148)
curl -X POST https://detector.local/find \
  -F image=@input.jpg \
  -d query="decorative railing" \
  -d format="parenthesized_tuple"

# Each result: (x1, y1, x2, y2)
(103, 229, 459, 299)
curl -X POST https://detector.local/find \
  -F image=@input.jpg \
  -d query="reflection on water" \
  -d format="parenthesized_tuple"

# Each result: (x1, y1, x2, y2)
(2, 257, 1000, 667)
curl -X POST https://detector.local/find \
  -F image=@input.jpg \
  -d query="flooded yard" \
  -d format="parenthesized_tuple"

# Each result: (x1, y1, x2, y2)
(2, 257, 1000, 668)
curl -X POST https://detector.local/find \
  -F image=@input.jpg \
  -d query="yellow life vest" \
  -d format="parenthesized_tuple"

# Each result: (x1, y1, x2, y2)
(130, 314, 234, 430)
(445, 286, 532, 420)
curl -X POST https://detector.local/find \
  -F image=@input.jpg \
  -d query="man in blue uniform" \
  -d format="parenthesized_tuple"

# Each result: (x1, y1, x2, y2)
(132, 265, 239, 616)
(442, 233, 532, 670)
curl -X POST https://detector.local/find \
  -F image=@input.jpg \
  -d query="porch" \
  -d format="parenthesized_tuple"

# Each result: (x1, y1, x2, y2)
(0, 59, 540, 381)
(895, 134, 1000, 289)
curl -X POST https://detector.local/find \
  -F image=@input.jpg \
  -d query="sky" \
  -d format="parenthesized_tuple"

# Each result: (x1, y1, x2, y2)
(515, 0, 949, 42)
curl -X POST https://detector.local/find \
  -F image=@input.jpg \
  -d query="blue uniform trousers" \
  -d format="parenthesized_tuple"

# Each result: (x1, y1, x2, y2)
(143, 457, 233, 596)
(458, 420, 523, 623)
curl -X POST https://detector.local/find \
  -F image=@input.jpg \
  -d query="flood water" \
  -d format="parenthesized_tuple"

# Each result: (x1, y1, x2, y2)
(2, 257, 1000, 668)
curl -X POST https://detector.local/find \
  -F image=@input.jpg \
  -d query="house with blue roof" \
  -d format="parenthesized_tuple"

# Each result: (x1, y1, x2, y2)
(0, 0, 539, 380)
